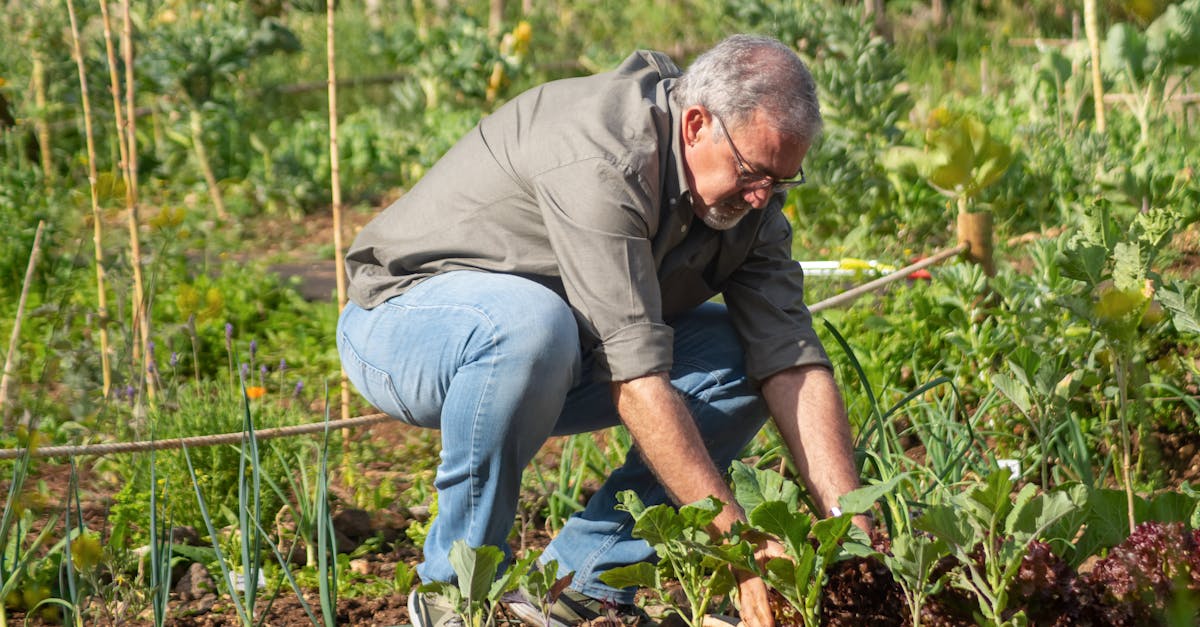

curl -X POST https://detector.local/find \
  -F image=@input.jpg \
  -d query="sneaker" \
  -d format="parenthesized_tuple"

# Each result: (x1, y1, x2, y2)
(505, 588, 657, 626)
(409, 589, 466, 627)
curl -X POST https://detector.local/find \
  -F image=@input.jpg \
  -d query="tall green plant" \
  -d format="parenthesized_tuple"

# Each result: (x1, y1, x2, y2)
(1056, 202, 1181, 530)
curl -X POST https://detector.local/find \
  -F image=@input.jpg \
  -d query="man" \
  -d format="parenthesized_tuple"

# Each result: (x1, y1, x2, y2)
(338, 34, 870, 627)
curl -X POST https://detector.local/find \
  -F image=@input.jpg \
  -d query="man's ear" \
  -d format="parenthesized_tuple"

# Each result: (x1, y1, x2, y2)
(682, 106, 708, 147)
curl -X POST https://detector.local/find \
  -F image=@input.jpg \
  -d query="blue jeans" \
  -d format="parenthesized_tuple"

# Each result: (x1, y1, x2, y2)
(337, 271, 768, 603)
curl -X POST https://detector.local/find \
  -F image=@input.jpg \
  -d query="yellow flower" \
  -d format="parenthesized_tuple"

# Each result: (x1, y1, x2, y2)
(71, 533, 104, 570)
(245, 386, 267, 399)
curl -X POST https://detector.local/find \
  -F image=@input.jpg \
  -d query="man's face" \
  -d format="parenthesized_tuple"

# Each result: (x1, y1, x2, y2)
(682, 107, 808, 230)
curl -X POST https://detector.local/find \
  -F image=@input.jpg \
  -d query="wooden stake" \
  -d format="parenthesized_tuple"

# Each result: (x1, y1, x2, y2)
(1084, 0, 1107, 133)
(67, 0, 113, 397)
(121, 0, 155, 401)
(31, 52, 53, 185)
(0, 222, 45, 426)
(327, 0, 351, 424)
(956, 210, 995, 277)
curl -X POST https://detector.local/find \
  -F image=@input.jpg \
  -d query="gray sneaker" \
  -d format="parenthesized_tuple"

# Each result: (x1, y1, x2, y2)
(408, 589, 466, 627)
(504, 588, 657, 626)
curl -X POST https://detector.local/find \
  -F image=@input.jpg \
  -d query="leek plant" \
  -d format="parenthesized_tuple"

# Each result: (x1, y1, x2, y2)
(0, 435, 60, 627)
(148, 438, 173, 627)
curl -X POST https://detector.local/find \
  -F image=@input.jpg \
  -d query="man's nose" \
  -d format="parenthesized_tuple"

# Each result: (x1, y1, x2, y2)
(743, 186, 771, 209)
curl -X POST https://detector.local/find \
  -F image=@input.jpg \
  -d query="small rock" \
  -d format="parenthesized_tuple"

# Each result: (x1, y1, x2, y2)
(170, 526, 201, 546)
(350, 558, 371, 576)
(174, 562, 215, 601)
(333, 508, 373, 541)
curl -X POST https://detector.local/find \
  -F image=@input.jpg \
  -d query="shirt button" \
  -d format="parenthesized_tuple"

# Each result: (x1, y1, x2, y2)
(680, 224, 687, 233)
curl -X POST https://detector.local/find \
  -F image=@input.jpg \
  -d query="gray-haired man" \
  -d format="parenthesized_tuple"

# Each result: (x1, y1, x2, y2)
(338, 34, 870, 627)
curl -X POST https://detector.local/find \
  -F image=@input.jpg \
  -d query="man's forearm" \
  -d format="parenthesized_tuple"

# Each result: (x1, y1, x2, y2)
(612, 373, 746, 534)
(761, 365, 862, 518)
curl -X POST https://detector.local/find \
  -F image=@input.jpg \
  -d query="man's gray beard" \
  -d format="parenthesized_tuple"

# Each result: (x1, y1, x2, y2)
(696, 201, 751, 230)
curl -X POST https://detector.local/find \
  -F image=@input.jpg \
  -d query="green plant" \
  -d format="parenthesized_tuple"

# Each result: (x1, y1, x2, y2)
(746, 503, 860, 627)
(517, 559, 571, 625)
(0, 436, 61, 627)
(914, 471, 1087, 626)
(418, 540, 536, 627)
(1056, 202, 1182, 529)
(1101, 0, 1200, 147)
(600, 491, 738, 627)
(882, 107, 1014, 216)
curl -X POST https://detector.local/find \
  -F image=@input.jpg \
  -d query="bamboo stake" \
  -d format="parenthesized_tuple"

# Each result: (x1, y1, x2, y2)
(31, 52, 53, 185)
(0, 222, 46, 426)
(96, 0, 132, 399)
(1084, 0, 1107, 133)
(66, 0, 113, 398)
(98, 0, 130, 204)
(120, 0, 154, 401)
(327, 0, 351, 424)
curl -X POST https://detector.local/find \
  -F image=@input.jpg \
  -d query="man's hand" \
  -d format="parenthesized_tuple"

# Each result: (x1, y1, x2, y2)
(732, 535, 786, 627)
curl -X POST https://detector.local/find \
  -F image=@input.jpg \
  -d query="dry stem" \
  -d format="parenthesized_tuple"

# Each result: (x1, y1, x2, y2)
(0, 222, 46, 425)
(120, 0, 155, 401)
(327, 2, 351, 423)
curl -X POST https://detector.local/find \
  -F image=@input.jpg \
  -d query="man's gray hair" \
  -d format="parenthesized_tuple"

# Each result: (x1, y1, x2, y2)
(674, 34, 822, 145)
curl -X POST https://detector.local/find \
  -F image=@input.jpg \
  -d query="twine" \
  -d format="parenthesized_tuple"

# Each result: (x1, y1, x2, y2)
(0, 413, 391, 460)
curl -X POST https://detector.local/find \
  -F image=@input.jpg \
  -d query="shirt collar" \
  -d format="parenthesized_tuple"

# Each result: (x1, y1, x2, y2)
(664, 83, 694, 226)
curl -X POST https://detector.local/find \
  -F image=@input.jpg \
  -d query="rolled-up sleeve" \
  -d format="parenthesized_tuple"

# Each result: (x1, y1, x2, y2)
(723, 209, 831, 384)
(533, 157, 673, 382)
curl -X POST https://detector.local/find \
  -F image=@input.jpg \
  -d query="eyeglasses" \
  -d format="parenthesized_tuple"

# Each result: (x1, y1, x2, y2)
(711, 112, 806, 194)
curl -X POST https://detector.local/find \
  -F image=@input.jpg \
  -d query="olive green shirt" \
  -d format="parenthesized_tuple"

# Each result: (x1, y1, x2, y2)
(346, 50, 830, 384)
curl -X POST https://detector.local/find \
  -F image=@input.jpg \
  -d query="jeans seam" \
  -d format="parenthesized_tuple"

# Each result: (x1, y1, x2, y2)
(464, 309, 500, 542)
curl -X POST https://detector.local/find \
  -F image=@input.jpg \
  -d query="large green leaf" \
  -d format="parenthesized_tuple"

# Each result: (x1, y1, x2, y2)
(730, 461, 801, 513)
(914, 504, 974, 548)
(449, 540, 504, 606)
(599, 562, 658, 590)
(678, 496, 723, 533)
(749, 500, 811, 557)
(1146, 0, 1200, 67)
(1159, 282, 1200, 334)
(837, 474, 908, 515)
(630, 504, 685, 548)
(992, 372, 1032, 415)
(1103, 23, 1150, 81)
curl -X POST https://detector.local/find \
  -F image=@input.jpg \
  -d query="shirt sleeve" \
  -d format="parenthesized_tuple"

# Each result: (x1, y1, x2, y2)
(723, 208, 832, 385)
(532, 157, 673, 382)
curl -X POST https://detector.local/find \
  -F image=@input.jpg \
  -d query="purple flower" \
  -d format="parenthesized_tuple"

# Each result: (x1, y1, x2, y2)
(170, 352, 179, 368)
(225, 323, 234, 350)
(240, 362, 250, 379)
(249, 340, 258, 360)
(278, 358, 287, 373)
(293, 380, 304, 397)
